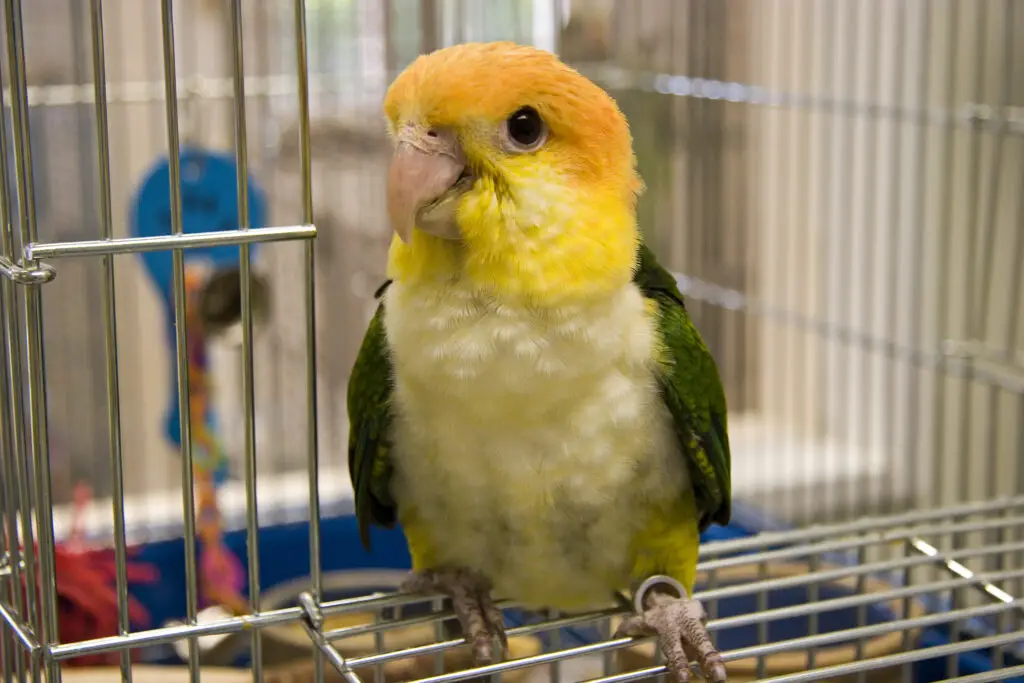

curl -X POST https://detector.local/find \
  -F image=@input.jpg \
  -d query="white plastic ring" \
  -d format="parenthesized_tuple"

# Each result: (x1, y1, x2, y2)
(633, 574, 689, 613)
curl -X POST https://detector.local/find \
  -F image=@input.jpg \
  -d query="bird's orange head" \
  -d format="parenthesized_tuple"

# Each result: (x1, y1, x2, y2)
(382, 41, 643, 305)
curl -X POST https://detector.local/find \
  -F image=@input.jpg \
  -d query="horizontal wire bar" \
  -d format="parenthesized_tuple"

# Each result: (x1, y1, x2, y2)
(757, 630, 1024, 683)
(8, 68, 1024, 135)
(330, 605, 623, 646)
(40, 537, 1023, 663)
(695, 495, 1024, 557)
(942, 665, 1024, 683)
(364, 636, 622, 683)
(942, 338, 1024, 372)
(672, 272, 1024, 395)
(25, 224, 316, 260)
(24, 494, 1024, 663)
(700, 540, 1024, 603)
(334, 571, 1024, 680)
(10, 74, 338, 108)
(712, 568, 1024, 632)
(312, 510, 1024, 626)
(584, 630, 1024, 683)
(325, 607, 461, 642)
(574, 64, 1024, 133)
(47, 606, 303, 661)
(700, 515, 1024, 572)
(381, 600, 1024, 683)
(330, 541, 1024, 646)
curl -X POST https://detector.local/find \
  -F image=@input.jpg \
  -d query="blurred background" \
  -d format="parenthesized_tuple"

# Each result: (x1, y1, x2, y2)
(5, 0, 1022, 546)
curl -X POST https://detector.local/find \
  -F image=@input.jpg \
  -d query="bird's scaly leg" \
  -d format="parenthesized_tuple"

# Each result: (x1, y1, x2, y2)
(401, 567, 508, 663)
(614, 575, 726, 683)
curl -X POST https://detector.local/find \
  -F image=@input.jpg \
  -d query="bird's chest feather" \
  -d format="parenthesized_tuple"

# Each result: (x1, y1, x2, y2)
(382, 281, 685, 607)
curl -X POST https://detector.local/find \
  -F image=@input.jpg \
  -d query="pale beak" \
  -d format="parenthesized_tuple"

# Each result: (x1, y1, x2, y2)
(386, 128, 469, 244)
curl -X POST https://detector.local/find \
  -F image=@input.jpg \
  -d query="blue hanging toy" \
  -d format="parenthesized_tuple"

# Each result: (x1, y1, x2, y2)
(129, 145, 268, 615)
(130, 146, 267, 478)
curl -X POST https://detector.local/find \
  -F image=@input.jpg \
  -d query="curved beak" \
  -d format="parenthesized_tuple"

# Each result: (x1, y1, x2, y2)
(386, 128, 468, 243)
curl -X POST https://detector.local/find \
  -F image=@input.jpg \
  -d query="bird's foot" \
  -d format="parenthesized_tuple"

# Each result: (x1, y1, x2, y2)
(614, 575, 726, 683)
(400, 567, 508, 664)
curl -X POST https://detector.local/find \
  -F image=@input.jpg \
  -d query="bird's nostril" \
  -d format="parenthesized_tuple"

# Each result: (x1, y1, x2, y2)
(426, 129, 439, 138)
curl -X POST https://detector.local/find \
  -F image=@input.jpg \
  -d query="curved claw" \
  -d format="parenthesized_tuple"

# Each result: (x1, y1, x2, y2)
(400, 567, 508, 664)
(615, 592, 726, 683)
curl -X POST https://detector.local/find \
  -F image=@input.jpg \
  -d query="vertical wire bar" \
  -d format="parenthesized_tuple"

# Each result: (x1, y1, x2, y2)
(1005, 89, 1024, 364)
(1002, 155, 1024, 373)
(1007, 9, 1024, 621)
(955, 0, 990, 512)
(373, 612, 385, 683)
(88, 0, 132, 680)
(800, 0, 819, 529)
(816, 0, 838, 531)
(786, 0, 803, 523)
(854, 544, 867, 683)
(931, 0, 962, 514)
(973, 0, 1016, 343)
(760, 0, 781, 521)
(853, 0, 881, 525)
(599, 615, 612, 678)
(159, 0, 200, 679)
(778, 0, 798, 525)
(975, 0, 1016, 535)
(993, 505, 1009, 668)
(293, 3, 322, 683)
(949, 4, 992, 673)
(229, 1, 263, 681)
(837, 0, 862, 520)
(433, 597, 445, 675)
(0, 285, 22, 683)
(756, 560, 767, 680)
(904, 0, 933, 554)
(900, 538, 913, 681)
(832, 0, 859, 521)
(946, 514, 963, 678)
(548, 608, 561, 683)
(0, 23, 30, 680)
(705, 569, 718, 622)
(4, 1, 61, 678)
(1017, 397, 1024, 628)
(68, 0, 101, 490)
(1001, 0, 1024, 632)
(807, 549, 819, 671)
(882, 0, 907, 519)
(0, 368, 12, 683)
(791, 0, 821, 585)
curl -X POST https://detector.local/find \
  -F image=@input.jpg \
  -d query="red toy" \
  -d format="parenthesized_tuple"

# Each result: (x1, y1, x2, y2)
(2, 483, 160, 668)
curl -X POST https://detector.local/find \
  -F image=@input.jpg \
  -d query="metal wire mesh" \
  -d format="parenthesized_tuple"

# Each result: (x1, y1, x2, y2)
(0, 0, 1021, 682)
(295, 498, 1024, 683)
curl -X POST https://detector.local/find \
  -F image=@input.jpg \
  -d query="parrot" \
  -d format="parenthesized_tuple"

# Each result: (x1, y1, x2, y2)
(347, 41, 731, 683)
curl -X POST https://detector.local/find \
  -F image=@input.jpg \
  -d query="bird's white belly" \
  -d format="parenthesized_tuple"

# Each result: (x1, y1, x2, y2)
(383, 281, 685, 610)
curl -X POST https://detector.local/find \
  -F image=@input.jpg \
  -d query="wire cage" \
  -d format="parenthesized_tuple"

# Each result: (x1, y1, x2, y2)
(0, 0, 1023, 681)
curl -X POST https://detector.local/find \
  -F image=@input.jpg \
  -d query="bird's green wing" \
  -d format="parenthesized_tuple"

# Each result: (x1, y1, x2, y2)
(347, 279, 398, 550)
(633, 243, 732, 531)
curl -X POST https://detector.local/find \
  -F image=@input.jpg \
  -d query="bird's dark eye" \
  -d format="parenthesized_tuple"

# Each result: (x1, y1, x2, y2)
(504, 106, 546, 151)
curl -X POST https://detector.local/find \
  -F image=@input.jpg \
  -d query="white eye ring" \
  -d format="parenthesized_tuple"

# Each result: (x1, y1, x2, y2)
(500, 106, 548, 153)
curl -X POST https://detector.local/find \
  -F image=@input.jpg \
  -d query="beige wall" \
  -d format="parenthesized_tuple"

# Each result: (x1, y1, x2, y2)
(751, 0, 1024, 515)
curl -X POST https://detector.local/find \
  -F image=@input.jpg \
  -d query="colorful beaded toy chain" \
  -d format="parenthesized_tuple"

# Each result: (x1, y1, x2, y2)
(184, 267, 246, 616)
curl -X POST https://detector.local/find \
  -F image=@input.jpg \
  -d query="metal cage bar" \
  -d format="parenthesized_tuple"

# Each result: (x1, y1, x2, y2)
(1, 1, 1023, 683)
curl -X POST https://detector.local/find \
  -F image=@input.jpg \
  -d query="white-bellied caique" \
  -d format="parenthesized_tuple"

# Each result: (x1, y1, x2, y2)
(347, 41, 731, 683)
